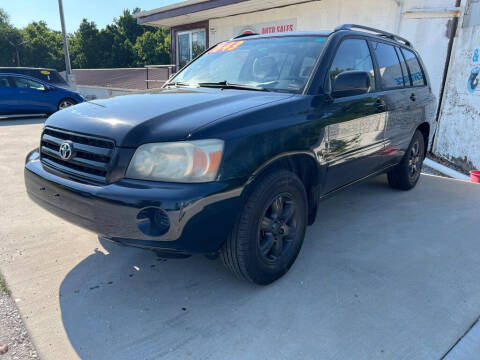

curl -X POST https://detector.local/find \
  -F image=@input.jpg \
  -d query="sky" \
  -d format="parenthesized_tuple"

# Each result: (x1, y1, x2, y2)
(1, 0, 184, 32)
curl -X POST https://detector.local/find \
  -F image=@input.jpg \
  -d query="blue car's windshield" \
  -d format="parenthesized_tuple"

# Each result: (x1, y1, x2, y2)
(172, 36, 327, 93)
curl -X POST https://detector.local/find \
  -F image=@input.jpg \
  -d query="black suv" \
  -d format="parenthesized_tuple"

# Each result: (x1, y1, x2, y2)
(25, 25, 434, 285)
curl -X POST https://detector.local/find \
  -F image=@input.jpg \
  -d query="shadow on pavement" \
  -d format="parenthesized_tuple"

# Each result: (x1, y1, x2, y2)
(0, 117, 46, 126)
(59, 175, 480, 360)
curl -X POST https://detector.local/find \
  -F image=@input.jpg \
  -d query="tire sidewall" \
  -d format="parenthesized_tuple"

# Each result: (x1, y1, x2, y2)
(58, 98, 76, 110)
(241, 171, 307, 284)
(405, 130, 425, 187)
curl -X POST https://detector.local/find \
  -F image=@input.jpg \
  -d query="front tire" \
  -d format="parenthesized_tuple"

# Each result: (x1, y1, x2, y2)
(387, 129, 425, 190)
(58, 98, 77, 111)
(220, 169, 308, 285)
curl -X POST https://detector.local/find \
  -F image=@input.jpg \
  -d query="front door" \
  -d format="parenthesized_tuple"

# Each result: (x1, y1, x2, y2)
(323, 38, 387, 193)
(10, 76, 51, 113)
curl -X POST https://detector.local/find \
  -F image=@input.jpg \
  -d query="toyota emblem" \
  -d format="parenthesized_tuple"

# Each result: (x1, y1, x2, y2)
(59, 141, 73, 160)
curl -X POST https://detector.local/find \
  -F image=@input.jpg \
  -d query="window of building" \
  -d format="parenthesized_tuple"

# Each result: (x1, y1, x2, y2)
(328, 39, 375, 93)
(401, 48, 426, 86)
(177, 29, 206, 69)
(371, 42, 404, 89)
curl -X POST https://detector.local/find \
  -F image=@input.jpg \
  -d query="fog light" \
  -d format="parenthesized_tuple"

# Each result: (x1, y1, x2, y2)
(136, 207, 170, 236)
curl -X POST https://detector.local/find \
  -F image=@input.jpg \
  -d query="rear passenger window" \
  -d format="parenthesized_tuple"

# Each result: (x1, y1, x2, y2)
(395, 47, 411, 86)
(328, 39, 375, 93)
(401, 48, 426, 86)
(0, 77, 11, 87)
(371, 42, 404, 89)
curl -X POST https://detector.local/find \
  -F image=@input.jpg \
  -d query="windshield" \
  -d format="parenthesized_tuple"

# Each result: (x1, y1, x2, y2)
(172, 36, 327, 93)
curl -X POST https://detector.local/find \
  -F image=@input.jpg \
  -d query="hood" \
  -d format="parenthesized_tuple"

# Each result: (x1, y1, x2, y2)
(46, 87, 293, 147)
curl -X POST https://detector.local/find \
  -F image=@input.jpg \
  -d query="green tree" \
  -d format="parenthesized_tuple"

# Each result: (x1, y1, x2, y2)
(0, 7, 171, 70)
(102, 9, 151, 67)
(21, 21, 64, 69)
(0, 8, 23, 66)
(134, 28, 171, 66)
(70, 19, 103, 68)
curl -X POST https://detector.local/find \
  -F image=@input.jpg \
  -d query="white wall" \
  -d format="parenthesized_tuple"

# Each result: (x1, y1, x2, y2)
(209, 0, 456, 103)
(434, 4, 480, 171)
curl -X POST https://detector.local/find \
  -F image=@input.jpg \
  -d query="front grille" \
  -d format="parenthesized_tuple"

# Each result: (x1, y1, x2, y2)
(40, 127, 115, 183)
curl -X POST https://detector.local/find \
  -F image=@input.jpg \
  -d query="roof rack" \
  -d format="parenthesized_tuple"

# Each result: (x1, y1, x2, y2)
(334, 24, 411, 47)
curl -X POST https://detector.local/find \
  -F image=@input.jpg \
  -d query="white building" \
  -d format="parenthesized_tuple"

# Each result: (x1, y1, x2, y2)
(137, 0, 480, 172)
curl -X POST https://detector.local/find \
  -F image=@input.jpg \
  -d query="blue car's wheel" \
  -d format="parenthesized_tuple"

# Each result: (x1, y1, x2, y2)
(58, 98, 77, 110)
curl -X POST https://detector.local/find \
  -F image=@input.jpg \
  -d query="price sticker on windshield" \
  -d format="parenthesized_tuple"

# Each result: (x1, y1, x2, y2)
(208, 41, 245, 53)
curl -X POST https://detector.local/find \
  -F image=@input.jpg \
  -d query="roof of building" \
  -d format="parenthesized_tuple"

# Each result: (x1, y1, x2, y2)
(135, 0, 315, 28)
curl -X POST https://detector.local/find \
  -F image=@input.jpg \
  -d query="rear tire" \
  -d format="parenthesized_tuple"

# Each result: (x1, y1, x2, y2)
(387, 129, 425, 190)
(220, 169, 307, 285)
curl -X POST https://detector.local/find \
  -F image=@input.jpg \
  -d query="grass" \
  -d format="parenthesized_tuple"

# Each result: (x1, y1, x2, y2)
(0, 274, 9, 295)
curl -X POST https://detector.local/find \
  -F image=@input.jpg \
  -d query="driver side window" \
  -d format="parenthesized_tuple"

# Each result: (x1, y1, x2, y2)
(328, 39, 375, 93)
(13, 77, 45, 91)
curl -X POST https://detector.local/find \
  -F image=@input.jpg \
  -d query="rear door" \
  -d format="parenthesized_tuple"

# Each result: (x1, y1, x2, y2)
(370, 41, 412, 165)
(399, 48, 432, 147)
(322, 38, 387, 192)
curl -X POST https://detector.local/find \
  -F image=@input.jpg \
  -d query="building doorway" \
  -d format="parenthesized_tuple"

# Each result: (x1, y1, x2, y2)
(176, 29, 206, 69)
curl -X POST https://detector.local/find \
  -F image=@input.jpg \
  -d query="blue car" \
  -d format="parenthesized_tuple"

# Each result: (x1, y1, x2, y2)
(0, 73, 84, 117)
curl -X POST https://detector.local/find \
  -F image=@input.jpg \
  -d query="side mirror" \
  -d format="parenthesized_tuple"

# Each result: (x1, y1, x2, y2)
(332, 70, 370, 98)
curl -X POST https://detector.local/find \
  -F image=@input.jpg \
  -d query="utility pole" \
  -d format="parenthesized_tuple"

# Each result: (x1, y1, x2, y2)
(58, 0, 76, 88)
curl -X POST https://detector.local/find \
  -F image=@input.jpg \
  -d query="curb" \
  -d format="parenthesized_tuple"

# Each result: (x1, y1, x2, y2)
(424, 158, 470, 181)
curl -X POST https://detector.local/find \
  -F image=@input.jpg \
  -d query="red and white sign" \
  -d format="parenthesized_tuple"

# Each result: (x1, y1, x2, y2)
(235, 19, 297, 37)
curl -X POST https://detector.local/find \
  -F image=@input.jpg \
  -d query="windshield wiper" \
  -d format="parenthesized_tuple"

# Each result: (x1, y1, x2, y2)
(164, 81, 190, 88)
(197, 81, 269, 92)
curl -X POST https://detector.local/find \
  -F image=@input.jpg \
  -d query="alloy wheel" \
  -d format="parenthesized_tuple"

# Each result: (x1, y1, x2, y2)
(259, 193, 298, 262)
(408, 140, 421, 179)
(59, 100, 74, 110)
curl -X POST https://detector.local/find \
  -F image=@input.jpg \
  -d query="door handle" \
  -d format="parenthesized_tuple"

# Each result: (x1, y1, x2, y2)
(375, 99, 386, 112)
(410, 93, 416, 102)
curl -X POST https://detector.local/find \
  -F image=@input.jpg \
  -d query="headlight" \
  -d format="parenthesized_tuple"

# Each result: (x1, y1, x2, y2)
(126, 139, 224, 182)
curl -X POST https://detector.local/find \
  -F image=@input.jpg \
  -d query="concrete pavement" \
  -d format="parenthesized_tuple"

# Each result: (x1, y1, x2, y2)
(1, 118, 480, 360)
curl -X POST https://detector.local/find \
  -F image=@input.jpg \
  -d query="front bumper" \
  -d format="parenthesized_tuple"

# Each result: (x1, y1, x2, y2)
(24, 150, 243, 254)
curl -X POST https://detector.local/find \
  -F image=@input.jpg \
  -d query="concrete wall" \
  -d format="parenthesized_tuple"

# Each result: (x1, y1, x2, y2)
(209, 0, 456, 104)
(76, 86, 139, 100)
(434, 0, 480, 171)
(62, 67, 173, 90)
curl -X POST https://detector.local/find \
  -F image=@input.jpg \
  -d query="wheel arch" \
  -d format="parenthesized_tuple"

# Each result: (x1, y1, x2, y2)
(416, 122, 430, 157)
(243, 152, 325, 225)
(57, 97, 77, 110)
